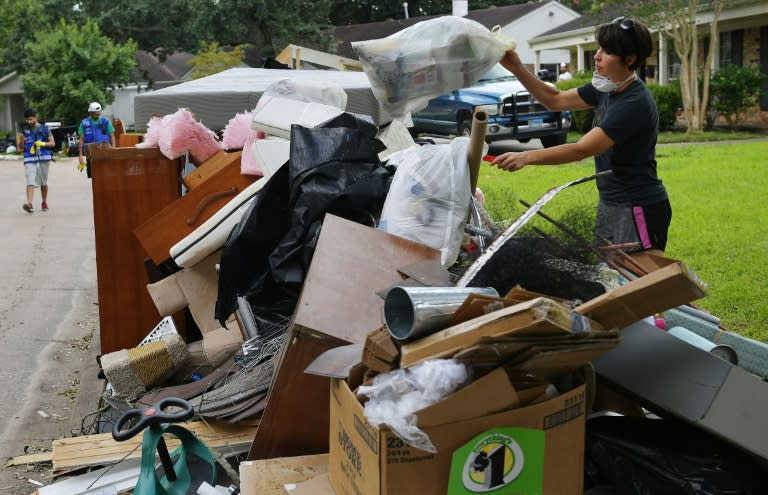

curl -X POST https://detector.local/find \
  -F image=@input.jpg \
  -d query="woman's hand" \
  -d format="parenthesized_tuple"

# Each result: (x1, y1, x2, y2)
(492, 151, 530, 172)
(500, 49, 522, 72)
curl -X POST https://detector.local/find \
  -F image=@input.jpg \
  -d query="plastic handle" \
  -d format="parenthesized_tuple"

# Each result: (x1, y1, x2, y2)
(112, 397, 194, 441)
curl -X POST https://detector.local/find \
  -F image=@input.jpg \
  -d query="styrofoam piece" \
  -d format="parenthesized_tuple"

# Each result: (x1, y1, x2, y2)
(250, 97, 343, 139)
(138, 315, 178, 346)
(252, 138, 290, 180)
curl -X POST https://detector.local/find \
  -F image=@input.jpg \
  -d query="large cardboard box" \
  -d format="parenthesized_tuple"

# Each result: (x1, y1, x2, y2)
(328, 371, 587, 495)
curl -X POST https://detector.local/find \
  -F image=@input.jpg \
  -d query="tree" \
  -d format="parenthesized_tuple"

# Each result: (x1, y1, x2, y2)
(75, 0, 334, 62)
(598, 0, 723, 134)
(330, 0, 527, 25)
(0, 0, 45, 73)
(20, 19, 137, 124)
(652, 0, 722, 133)
(190, 42, 245, 79)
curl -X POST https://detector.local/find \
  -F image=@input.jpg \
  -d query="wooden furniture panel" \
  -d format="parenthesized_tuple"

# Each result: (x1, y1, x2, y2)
(247, 214, 441, 460)
(90, 145, 183, 353)
(133, 155, 255, 265)
(183, 149, 243, 190)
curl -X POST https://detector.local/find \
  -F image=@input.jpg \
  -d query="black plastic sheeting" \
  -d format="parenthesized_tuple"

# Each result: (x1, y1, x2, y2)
(585, 416, 768, 495)
(215, 113, 392, 327)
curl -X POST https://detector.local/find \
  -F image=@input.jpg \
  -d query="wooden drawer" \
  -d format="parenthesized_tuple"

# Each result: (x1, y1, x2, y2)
(134, 156, 256, 265)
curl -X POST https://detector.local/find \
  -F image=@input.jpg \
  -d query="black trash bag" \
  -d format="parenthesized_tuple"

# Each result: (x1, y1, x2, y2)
(269, 113, 389, 288)
(585, 416, 768, 495)
(215, 164, 293, 326)
(215, 113, 392, 326)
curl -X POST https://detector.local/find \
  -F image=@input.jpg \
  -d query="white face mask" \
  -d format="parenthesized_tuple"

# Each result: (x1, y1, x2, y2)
(592, 71, 637, 93)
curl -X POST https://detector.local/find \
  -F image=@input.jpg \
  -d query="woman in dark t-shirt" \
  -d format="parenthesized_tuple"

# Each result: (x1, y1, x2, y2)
(494, 17, 671, 252)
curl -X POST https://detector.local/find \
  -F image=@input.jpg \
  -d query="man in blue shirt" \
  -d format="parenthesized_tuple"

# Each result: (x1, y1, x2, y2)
(17, 108, 55, 213)
(78, 102, 116, 178)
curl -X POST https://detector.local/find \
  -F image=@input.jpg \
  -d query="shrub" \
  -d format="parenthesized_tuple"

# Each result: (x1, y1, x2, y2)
(710, 64, 766, 130)
(556, 72, 594, 133)
(647, 82, 682, 131)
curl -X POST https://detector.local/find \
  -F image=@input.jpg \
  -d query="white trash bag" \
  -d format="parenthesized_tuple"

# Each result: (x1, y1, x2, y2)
(378, 137, 472, 267)
(352, 16, 515, 118)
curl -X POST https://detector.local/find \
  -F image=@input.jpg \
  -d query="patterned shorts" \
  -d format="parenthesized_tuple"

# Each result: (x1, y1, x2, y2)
(596, 199, 672, 251)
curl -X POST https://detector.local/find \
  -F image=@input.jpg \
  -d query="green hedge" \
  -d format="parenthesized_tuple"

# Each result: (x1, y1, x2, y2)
(555, 73, 682, 132)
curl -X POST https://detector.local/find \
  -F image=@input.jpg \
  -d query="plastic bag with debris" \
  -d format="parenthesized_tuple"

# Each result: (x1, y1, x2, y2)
(378, 137, 472, 267)
(358, 359, 471, 453)
(352, 16, 515, 118)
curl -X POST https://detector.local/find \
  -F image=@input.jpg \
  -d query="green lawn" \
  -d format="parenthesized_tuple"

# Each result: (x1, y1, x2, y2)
(477, 140, 768, 341)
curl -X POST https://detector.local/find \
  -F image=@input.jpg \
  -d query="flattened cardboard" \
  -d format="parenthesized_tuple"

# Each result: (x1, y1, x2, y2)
(400, 297, 577, 368)
(575, 261, 707, 330)
(329, 377, 586, 495)
(239, 454, 328, 495)
(415, 366, 520, 428)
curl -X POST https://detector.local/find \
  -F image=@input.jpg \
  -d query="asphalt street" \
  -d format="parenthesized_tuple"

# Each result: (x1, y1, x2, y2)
(0, 154, 103, 492)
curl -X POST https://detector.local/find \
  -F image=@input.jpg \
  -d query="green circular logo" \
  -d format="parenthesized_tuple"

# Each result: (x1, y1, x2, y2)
(460, 433, 524, 492)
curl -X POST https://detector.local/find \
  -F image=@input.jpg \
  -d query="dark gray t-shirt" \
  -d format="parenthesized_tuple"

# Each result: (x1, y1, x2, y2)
(578, 81, 668, 206)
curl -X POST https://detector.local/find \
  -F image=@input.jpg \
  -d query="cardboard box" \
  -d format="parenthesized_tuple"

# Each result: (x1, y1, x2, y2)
(575, 260, 707, 330)
(328, 371, 587, 495)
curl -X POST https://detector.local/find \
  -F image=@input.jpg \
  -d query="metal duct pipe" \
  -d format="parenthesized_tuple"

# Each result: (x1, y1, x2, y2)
(667, 326, 738, 365)
(384, 286, 499, 341)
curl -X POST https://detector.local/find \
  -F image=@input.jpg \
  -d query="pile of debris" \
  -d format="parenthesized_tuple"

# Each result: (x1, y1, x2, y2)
(19, 17, 768, 495)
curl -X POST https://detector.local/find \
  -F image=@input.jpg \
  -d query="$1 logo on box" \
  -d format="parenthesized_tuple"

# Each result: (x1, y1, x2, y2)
(447, 427, 545, 494)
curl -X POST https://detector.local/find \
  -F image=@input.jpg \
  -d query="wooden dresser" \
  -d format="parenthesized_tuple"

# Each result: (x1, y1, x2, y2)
(90, 145, 184, 354)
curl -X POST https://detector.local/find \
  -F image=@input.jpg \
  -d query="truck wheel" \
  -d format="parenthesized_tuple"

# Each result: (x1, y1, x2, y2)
(540, 133, 567, 148)
(458, 120, 472, 137)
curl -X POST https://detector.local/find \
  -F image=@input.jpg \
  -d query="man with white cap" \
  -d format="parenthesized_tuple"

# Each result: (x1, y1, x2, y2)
(558, 62, 573, 81)
(78, 101, 116, 178)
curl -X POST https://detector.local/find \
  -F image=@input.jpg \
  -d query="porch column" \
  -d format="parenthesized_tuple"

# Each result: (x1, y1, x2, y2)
(577, 44, 585, 73)
(658, 35, 668, 84)
(534, 50, 541, 74)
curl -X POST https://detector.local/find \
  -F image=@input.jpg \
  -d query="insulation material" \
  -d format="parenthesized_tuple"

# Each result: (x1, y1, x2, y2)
(222, 111, 267, 176)
(101, 333, 189, 400)
(136, 115, 163, 148)
(157, 108, 222, 163)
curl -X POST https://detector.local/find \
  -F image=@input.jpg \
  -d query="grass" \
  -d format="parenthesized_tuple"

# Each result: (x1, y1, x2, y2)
(477, 139, 768, 341)
(567, 128, 765, 144)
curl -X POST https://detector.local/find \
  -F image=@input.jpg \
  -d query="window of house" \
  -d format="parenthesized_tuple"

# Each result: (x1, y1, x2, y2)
(667, 46, 681, 81)
(719, 30, 743, 67)
(583, 50, 595, 73)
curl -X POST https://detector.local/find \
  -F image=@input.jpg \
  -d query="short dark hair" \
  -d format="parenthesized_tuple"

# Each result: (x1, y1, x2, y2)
(595, 17, 653, 70)
(24, 108, 37, 118)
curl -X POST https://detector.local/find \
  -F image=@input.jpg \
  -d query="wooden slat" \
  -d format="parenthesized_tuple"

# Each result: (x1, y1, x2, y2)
(52, 419, 259, 471)
(5, 452, 54, 467)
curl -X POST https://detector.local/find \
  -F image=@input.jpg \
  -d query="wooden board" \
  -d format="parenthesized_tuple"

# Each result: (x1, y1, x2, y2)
(239, 454, 328, 495)
(247, 214, 440, 460)
(183, 149, 243, 190)
(134, 155, 255, 265)
(52, 418, 259, 471)
(90, 145, 184, 353)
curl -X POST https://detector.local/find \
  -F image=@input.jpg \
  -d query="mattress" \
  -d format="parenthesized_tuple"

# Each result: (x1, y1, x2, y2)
(134, 68, 392, 132)
(170, 175, 269, 268)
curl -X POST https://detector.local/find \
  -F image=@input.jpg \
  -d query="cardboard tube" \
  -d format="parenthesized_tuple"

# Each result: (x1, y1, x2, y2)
(467, 110, 488, 195)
